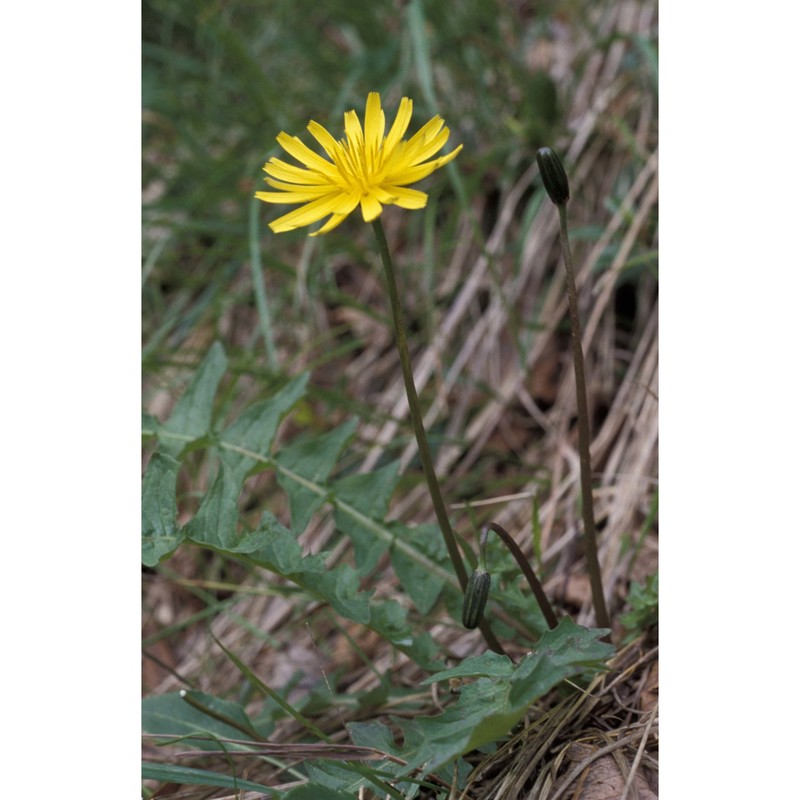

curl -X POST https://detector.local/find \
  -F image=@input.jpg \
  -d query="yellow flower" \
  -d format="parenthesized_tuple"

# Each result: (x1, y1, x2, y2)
(256, 92, 463, 236)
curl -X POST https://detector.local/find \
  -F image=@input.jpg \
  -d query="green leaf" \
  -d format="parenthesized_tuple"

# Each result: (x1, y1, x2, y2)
(244, 513, 373, 622)
(248, 511, 327, 575)
(184, 464, 270, 553)
(367, 600, 442, 670)
(142, 411, 159, 436)
(305, 762, 399, 799)
(397, 619, 614, 774)
(398, 678, 514, 773)
(493, 580, 549, 639)
(390, 523, 447, 615)
(142, 452, 183, 566)
(244, 514, 438, 664)
(347, 722, 450, 796)
(220, 372, 309, 483)
(184, 464, 238, 548)
(142, 349, 441, 669)
(347, 720, 400, 755)
(306, 760, 407, 800)
(619, 571, 658, 642)
(332, 461, 400, 574)
(142, 690, 262, 749)
(421, 651, 515, 684)
(275, 417, 358, 534)
(244, 512, 444, 665)
(177, 374, 309, 553)
(507, 620, 613, 707)
(314, 563, 372, 624)
(397, 631, 442, 671)
(159, 342, 228, 457)
(141, 762, 274, 794)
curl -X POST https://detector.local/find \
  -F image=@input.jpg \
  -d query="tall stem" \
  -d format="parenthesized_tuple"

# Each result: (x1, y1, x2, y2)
(372, 218, 505, 655)
(556, 206, 611, 631)
(484, 523, 559, 630)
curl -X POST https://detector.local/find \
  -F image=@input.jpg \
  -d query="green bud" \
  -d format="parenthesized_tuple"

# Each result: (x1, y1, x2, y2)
(462, 568, 491, 629)
(536, 147, 570, 206)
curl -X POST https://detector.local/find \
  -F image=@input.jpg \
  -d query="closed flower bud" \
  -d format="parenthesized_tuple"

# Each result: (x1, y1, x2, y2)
(536, 147, 570, 206)
(462, 568, 491, 629)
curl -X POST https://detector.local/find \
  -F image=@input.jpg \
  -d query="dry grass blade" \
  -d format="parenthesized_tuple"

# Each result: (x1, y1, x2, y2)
(155, 737, 405, 765)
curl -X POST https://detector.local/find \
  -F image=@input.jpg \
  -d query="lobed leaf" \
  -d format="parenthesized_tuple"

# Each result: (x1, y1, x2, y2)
(420, 651, 514, 683)
(141, 452, 183, 566)
(305, 761, 404, 800)
(390, 523, 447, 615)
(331, 461, 401, 574)
(183, 465, 236, 547)
(143, 342, 447, 671)
(389, 619, 615, 774)
(220, 372, 309, 482)
(158, 342, 228, 457)
(275, 417, 358, 534)
(247, 511, 328, 575)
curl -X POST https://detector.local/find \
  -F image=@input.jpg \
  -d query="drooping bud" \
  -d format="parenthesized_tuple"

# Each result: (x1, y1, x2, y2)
(462, 568, 491, 629)
(536, 147, 570, 206)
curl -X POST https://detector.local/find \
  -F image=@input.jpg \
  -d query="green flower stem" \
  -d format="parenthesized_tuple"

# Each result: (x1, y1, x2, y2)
(372, 218, 505, 655)
(556, 205, 611, 632)
(484, 523, 559, 630)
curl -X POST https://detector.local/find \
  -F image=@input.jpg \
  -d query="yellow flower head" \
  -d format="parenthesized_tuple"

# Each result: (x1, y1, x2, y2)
(256, 92, 463, 236)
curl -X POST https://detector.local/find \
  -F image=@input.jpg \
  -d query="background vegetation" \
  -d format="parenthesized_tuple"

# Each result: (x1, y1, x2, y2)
(142, 0, 658, 796)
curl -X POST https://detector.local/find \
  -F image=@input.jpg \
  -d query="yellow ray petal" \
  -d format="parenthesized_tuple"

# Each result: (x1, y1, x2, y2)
(384, 97, 413, 155)
(381, 185, 428, 209)
(390, 145, 463, 185)
(363, 92, 385, 160)
(307, 121, 343, 163)
(268, 193, 350, 232)
(343, 108, 364, 153)
(359, 192, 384, 222)
(277, 133, 339, 179)
(310, 213, 350, 237)
(263, 178, 338, 196)
(264, 158, 332, 185)
(256, 189, 334, 204)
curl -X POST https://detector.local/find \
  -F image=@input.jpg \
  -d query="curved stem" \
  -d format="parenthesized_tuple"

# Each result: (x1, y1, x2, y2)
(371, 218, 505, 655)
(556, 206, 611, 631)
(484, 522, 559, 630)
